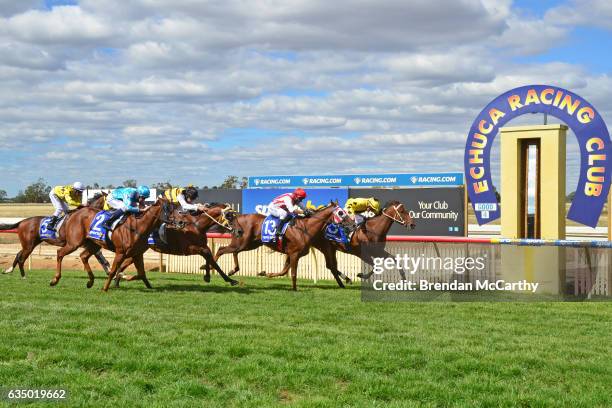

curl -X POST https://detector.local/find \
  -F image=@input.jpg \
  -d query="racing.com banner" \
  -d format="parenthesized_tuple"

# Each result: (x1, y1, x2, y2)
(248, 172, 464, 188)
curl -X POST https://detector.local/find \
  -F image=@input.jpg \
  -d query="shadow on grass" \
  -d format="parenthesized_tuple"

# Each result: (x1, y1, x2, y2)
(108, 279, 362, 294)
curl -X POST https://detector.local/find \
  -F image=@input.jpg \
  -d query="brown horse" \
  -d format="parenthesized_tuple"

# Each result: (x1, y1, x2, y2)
(116, 203, 238, 286)
(214, 203, 338, 290)
(0, 193, 110, 278)
(52, 199, 169, 290)
(262, 200, 415, 287)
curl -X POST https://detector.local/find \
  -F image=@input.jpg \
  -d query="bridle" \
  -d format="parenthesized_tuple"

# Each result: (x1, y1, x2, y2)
(170, 204, 235, 231)
(382, 203, 410, 226)
(200, 205, 234, 231)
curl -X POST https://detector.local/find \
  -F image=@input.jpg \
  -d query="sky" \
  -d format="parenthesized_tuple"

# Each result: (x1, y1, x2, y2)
(1, 0, 611, 195)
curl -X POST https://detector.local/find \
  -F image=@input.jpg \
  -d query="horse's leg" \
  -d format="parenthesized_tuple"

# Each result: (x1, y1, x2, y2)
(227, 252, 240, 276)
(203, 258, 211, 283)
(120, 256, 142, 282)
(5, 238, 40, 278)
(215, 244, 241, 276)
(357, 249, 404, 280)
(264, 257, 290, 278)
(198, 246, 238, 286)
(321, 247, 345, 288)
(79, 243, 100, 289)
(51, 243, 79, 286)
(93, 250, 111, 276)
(289, 252, 300, 291)
(3, 250, 21, 274)
(102, 253, 126, 292)
(133, 253, 152, 289)
(116, 257, 135, 287)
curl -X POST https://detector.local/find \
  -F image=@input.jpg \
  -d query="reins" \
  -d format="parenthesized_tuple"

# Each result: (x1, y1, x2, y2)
(381, 203, 409, 226)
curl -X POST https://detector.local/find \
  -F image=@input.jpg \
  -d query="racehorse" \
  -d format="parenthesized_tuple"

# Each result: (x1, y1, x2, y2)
(214, 202, 338, 291)
(260, 201, 415, 287)
(52, 198, 170, 291)
(116, 203, 239, 286)
(0, 193, 110, 278)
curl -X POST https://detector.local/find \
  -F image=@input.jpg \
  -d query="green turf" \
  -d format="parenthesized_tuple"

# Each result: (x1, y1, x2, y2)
(0, 270, 611, 407)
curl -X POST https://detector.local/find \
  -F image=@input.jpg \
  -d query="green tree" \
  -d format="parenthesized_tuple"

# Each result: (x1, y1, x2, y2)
(152, 181, 173, 190)
(123, 179, 137, 188)
(219, 175, 239, 189)
(0, 189, 7, 202)
(240, 177, 248, 189)
(14, 178, 51, 203)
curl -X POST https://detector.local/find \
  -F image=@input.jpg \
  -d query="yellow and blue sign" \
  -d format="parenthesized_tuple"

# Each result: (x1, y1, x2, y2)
(248, 172, 463, 188)
(465, 85, 611, 228)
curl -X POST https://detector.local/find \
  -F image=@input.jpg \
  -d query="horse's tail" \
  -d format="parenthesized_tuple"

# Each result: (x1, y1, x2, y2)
(0, 221, 22, 230)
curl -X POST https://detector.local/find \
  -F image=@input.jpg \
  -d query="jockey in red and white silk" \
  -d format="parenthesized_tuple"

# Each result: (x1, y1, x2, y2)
(268, 188, 307, 219)
(267, 188, 307, 235)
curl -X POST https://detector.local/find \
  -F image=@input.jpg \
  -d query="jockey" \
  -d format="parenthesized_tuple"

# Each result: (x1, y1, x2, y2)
(343, 197, 381, 229)
(103, 185, 151, 228)
(267, 188, 307, 237)
(47, 181, 85, 231)
(163, 185, 206, 212)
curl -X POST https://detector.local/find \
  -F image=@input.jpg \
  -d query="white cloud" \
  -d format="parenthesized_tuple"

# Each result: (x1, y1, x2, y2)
(0, 0, 608, 195)
(1, 6, 113, 45)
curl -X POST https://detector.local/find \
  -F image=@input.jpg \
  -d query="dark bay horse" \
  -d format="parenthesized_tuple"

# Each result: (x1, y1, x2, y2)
(0, 193, 110, 278)
(263, 201, 415, 287)
(214, 203, 338, 290)
(52, 199, 169, 291)
(117, 203, 238, 286)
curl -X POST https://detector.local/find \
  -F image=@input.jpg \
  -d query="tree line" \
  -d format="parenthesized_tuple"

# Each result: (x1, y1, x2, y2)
(0, 176, 249, 203)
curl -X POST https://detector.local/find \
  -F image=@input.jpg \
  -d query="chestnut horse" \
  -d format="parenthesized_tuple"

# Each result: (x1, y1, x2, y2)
(52, 199, 170, 291)
(0, 193, 110, 278)
(260, 200, 415, 287)
(214, 203, 338, 291)
(116, 203, 238, 286)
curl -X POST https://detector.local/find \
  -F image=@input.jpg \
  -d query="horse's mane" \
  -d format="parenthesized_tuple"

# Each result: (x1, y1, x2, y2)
(87, 192, 107, 205)
(382, 200, 401, 210)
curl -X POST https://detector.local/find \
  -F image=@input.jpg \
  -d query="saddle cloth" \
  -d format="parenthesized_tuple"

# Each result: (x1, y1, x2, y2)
(39, 215, 67, 240)
(324, 223, 351, 246)
(261, 215, 290, 243)
(87, 211, 124, 242)
(147, 223, 168, 245)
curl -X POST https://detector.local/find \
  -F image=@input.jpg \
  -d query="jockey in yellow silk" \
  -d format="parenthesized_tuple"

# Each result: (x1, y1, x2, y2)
(343, 197, 381, 228)
(163, 186, 206, 212)
(47, 182, 85, 231)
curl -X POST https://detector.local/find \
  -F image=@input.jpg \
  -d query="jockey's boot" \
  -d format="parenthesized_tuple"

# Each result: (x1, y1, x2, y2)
(276, 218, 287, 241)
(47, 216, 60, 231)
(103, 210, 123, 230)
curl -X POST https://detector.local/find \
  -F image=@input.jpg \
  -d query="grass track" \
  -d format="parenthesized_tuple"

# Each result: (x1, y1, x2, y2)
(0, 270, 611, 407)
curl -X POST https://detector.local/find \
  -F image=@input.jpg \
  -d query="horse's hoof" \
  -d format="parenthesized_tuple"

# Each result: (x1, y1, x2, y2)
(356, 273, 364, 279)
(49, 280, 57, 287)
(229, 279, 239, 286)
(200, 265, 206, 270)
(3, 267, 14, 274)
(257, 271, 267, 277)
(203, 275, 211, 283)
(86, 281, 94, 289)
(345, 278, 353, 284)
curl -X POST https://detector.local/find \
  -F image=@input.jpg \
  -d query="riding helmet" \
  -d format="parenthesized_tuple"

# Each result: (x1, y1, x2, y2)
(137, 185, 151, 198)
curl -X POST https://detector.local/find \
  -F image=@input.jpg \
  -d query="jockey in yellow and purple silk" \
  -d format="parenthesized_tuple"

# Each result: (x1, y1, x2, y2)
(47, 182, 85, 231)
(163, 186, 206, 212)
